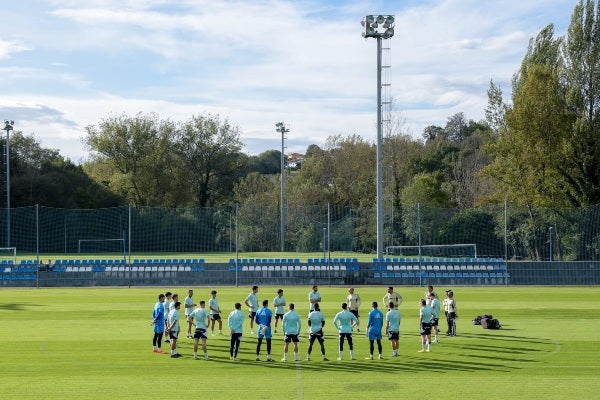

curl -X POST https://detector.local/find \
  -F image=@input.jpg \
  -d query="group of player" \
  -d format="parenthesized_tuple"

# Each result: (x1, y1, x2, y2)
(150, 284, 458, 361)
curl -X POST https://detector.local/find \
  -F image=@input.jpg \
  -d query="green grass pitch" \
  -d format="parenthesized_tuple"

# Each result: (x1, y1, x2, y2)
(0, 286, 598, 399)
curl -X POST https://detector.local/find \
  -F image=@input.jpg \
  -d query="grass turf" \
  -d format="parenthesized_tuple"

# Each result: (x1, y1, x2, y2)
(0, 286, 598, 399)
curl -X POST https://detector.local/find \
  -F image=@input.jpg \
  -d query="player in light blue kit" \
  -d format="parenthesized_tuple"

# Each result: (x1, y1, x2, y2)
(273, 289, 286, 333)
(306, 303, 328, 361)
(228, 302, 245, 361)
(255, 299, 274, 362)
(419, 298, 434, 353)
(385, 301, 401, 357)
(366, 301, 384, 360)
(333, 302, 358, 360)
(167, 301, 182, 358)
(189, 300, 210, 360)
(282, 303, 301, 362)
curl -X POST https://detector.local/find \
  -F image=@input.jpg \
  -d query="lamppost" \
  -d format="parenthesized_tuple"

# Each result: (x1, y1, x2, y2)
(361, 15, 394, 259)
(3, 120, 13, 247)
(549, 226, 553, 262)
(275, 122, 289, 252)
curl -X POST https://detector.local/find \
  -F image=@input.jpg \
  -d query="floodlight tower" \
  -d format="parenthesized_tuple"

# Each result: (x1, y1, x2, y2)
(361, 15, 394, 259)
(275, 122, 289, 252)
(3, 120, 13, 247)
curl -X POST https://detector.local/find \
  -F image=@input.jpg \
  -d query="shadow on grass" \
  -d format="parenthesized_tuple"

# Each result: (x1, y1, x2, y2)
(173, 328, 557, 374)
(0, 303, 29, 311)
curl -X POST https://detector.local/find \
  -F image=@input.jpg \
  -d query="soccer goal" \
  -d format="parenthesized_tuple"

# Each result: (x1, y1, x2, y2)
(0, 247, 17, 263)
(386, 243, 477, 258)
(78, 238, 126, 254)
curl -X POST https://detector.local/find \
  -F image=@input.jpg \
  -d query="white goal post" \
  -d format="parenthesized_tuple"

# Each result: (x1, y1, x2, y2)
(385, 243, 477, 258)
(78, 238, 125, 254)
(0, 247, 17, 263)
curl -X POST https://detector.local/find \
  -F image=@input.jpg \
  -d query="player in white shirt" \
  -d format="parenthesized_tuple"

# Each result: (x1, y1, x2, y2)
(208, 290, 223, 335)
(273, 289, 286, 333)
(166, 301, 182, 358)
(184, 289, 196, 339)
(383, 287, 402, 310)
(308, 285, 321, 313)
(163, 292, 173, 344)
(346, 287, 362, 331)
(244, 286, 259, 334)
(424, 285, 438, 306)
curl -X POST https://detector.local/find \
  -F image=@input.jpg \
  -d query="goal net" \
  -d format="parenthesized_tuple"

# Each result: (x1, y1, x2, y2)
(0, 247, 17, 263)
(78, 238, 126, 255)
(385, 243, 477, 258)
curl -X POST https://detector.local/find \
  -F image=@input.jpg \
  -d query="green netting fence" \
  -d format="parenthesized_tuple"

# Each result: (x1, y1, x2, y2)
(0, 203, 598, 261)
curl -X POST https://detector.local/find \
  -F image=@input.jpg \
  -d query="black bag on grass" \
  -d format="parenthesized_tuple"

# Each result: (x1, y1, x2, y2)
(481, 318, 501, 329)
(472, 314, 493, 325)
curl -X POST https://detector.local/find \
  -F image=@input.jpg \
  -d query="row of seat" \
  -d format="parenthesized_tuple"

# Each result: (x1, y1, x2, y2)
(373, 264, 507, 271)
(374, 257, 505, 263)
(50, 265, 205, 273)
(228, 265, 360, 272)
(0, 273, 36, 280)
(374, 271, 510, 279)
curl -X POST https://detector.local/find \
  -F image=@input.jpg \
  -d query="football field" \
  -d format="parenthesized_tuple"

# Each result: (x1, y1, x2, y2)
(0, 286, 598, 399)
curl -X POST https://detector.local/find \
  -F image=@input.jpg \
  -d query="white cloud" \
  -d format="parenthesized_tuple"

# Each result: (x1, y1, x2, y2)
(0, 0, 578, 162)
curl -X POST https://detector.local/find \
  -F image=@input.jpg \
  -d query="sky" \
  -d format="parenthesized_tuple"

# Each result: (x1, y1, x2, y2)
(0, 0, 577, 163)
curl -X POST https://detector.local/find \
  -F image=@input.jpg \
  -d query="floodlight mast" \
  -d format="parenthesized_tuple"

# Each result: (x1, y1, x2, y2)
(3, 120, 13, 247)
(275, 122, 289, 252)
(361, 15, 394, 259)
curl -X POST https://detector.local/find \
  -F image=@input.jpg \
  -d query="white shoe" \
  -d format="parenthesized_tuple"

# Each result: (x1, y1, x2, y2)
(337, 357, 342, 361)
(294, 358, 300, 362)
(365, 355, 373, 360)
(281, 358, 287, 362)
(255, 356, 260, 361)
(250, 330, 255, 335)
(378, 354, 384, 359)
(306, 355, 311, 361)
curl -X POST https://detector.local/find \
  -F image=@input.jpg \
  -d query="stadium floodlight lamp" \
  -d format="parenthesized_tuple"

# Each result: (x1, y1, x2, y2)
(362, 14, 394, 39)
(3, 120, 13, 247)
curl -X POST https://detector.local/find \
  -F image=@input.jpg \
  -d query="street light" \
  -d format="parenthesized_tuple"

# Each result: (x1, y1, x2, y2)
(361, 15, 395, 259)
(3, 120, 13, 247)
(275, 122, 289, 252)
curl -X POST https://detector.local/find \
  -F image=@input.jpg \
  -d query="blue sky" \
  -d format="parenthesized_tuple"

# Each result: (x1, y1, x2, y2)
(0, 0, 577, 162)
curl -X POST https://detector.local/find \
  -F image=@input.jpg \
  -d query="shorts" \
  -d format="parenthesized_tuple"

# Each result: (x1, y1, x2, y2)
(275, 313, 284, 321)
(350, 310, 359, 318)
(420, 323, 432, 336)
(169, 330, 180, 340)
(193, 328, 207, 340)
(284, 334, 299, 343)
(309, 330, 325, 342)
(387, 331, 399, 341)
(210, 314, 221, 320)
(431, 318, 439, 327)
(248, 311, 257, 319)
(367, 329, 382, 341)
(257, 325, 272, 339)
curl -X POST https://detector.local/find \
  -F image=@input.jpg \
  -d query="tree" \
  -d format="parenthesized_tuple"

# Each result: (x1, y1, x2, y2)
(481, 25, 574, 206)
(84, 112, 177, 206)
(9, 132, 122, 208)
(172, 114, 245, 207)
(562, 0, 600, 206)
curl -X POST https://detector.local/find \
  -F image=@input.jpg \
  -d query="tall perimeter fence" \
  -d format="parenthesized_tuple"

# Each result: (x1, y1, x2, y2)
(0, 203, 598, 287)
